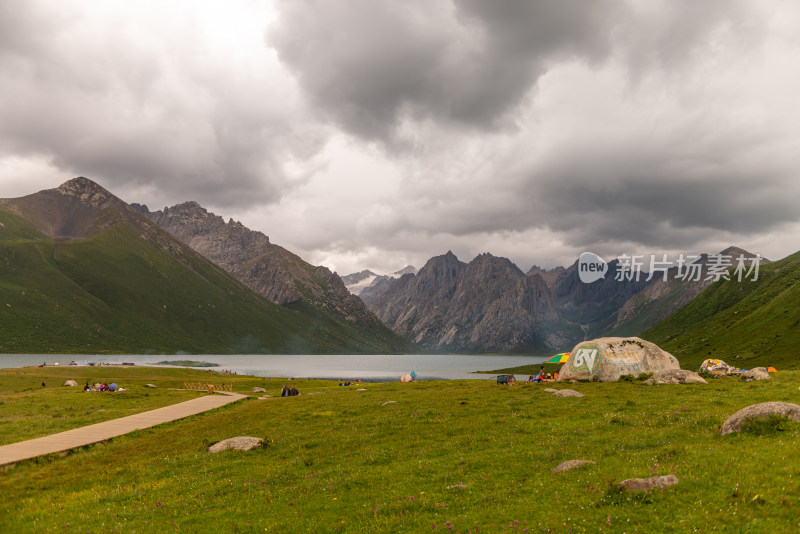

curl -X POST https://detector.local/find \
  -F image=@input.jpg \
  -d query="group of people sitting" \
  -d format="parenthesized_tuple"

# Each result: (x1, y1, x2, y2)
(83, 382, 119, 392)
(528, 367, 558, 383)
(280, 385, 299, 397)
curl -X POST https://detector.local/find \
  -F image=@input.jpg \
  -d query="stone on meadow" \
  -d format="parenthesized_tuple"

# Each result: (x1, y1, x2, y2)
(617, 474, 678, 492)
(208, 436, 263, 453)
(144, 384, 157, 388)
(719, 402, 800, 436)
(648, 369, 707, 385)
(62, 380, 78, 387)
(552, 460, 595, 473)
(252, 387, 267, 393)
(543, 388, 558, 393)
(557, 337, 679, 383)
(553, 389, 584, 397)
(741, 368, 770, 382)
(699, 358, 738, 376)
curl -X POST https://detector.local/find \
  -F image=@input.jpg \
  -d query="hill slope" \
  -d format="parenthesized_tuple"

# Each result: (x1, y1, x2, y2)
(642, 250, 800, 369)
(0, 178, 409, 354)
(132, 201, 411, 352)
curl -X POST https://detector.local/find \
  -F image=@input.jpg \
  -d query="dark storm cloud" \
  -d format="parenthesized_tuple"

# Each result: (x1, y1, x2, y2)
(269, 0, 757, 146)
(270, 0, 625, 143)
(0, 2, 318, 209)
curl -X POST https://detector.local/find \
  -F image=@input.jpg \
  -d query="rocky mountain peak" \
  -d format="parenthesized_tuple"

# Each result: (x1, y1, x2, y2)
(56, 177, 114, 207)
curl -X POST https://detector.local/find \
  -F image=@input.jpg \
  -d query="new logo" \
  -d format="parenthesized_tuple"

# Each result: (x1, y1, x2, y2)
(578, 252, 608, 284)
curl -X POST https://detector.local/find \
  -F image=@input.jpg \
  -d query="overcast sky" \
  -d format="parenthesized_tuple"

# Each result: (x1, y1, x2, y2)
(2, 0, 799, 275)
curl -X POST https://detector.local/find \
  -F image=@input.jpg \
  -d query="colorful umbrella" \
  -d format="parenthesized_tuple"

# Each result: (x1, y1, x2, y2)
(543, 352, 570, 364)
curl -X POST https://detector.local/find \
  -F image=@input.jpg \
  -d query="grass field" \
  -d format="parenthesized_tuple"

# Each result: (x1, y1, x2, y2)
(1, 366, 800, 532)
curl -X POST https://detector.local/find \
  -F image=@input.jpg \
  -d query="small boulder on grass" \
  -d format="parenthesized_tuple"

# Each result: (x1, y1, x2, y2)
(720, 402, 800, 436)
(644, 369, 707, 385)
(553, 389, 584, 397)
(62, 380, 78, 387)
(617, 475, 678, 492)
(543, 388, 558, 393)
(144, 384, 157, 388)
(741, 368, 770, 382)
(208, 437, 263, 453)
(552, 460, 594, 473)
(252, 387, 267, 393)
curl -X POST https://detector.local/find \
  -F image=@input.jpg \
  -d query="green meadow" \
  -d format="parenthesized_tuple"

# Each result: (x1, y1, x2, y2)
(1, 366, 800, 533)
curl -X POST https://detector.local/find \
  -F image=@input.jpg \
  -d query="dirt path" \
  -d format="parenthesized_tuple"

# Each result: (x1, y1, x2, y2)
(0, 390, 246, 467)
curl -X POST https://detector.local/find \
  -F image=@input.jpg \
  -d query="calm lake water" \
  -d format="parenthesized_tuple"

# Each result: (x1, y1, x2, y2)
(0, 353, 547, 381)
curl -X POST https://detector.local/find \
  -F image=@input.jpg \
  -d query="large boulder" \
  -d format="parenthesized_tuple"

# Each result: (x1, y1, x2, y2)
(645, 369, 707, 385)
(208, 436, 263, 453)
(557, 337, 679, 382)
(720, 402, 800, 436)
(62, 380, 78, 387)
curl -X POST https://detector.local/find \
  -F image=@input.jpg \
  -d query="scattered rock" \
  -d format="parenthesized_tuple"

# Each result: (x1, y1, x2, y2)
(144, 384, 157, 388)
(720, 402, 800, 436)
(446, 483, 467, 490)
(553, 389, 584, 397)
(356, 388, 367, 391)
(558, 337, 679, 382)
(258, 395, 272, 399)
(208, 437, 263, 453)
(543, 388, 558, 393)
(700, 358, 739, 376)
(381, 401, 398, 405)
(252, 387, 267, 393)
(62, 380, 78, 387)
(617, 475, 679, 492)
(552, 460, 595, 473)
(647, 369, 708, 385)
(741, 368, 770, 382)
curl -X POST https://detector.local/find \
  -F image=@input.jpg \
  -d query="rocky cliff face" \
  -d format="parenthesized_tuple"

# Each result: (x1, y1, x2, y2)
(529, 260, 649, 338)
(134, 202, 388, 327)
(367, 251, 581, 352)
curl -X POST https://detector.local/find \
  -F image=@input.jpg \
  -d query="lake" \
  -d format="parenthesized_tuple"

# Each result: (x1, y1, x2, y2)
(0, 353, 548, 381)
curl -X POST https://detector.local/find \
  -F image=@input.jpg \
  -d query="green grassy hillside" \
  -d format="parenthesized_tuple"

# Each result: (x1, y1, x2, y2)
(0, 208, 410, 354)
(643, 250, 800, 370)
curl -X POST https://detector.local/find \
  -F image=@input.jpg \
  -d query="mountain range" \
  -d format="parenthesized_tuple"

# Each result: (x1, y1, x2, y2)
(0, 178, 410, 354)
(1, 176, 791, 364)
(347, 247, 766, 353)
